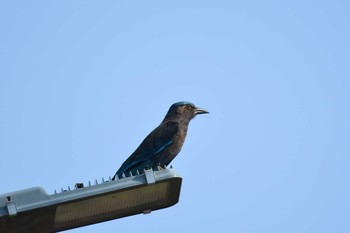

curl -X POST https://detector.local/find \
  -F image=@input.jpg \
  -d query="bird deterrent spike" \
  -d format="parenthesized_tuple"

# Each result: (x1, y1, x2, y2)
(68, 186, 71, 191)
(170, 165, 173, 169)
(122, 173, 126, 178)
(102, 177, 105, 182)
(88, 181, 92, 186)
(95, 179, 98, 185)
(136, 170, 140, 175)
(129, 171, 133, 177)
(109, 176, 112, 181)
(163, 165, 167, 169)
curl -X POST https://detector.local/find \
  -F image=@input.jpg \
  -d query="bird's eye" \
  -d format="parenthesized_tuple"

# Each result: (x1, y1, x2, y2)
(185, 104, 192, 109)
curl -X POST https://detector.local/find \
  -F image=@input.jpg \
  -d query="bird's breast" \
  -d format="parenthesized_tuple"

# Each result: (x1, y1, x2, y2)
(169, 125, 188, 155)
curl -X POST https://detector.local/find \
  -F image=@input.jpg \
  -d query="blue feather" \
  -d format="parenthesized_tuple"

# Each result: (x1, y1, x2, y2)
(118, 140, 173, 175)
(153, 140, 173, 155)
(172, 101, 195, 107)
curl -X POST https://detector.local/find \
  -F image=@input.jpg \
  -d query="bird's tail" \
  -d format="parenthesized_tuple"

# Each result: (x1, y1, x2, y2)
(111, 173, 118, 181)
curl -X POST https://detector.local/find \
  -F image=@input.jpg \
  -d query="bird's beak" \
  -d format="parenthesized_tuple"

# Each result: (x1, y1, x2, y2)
(194, 107, 209, 115)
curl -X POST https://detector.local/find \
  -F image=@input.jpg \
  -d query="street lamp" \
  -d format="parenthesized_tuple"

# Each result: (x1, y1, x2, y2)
(0, 168, 182, 233)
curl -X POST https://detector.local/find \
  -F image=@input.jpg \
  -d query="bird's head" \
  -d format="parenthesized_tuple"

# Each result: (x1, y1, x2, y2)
(164, 101, 209, 122)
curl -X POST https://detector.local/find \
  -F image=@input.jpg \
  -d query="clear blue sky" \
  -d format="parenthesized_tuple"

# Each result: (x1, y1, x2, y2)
(1, 1, 349, 232)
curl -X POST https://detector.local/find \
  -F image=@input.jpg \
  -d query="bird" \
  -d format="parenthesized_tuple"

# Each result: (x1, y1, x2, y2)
(112, 101, 209, 180)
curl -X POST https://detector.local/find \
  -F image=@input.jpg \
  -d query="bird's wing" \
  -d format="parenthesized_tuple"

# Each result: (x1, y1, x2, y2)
(115, 121, 179, 176)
